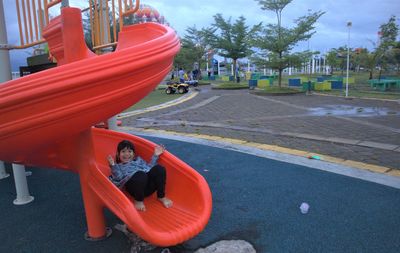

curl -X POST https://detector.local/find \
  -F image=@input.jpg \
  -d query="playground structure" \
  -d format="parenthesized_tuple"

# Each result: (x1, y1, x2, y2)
(5, 0, 162, 51)
(0, 0, 212, 247)
(287, 76, 353, 91)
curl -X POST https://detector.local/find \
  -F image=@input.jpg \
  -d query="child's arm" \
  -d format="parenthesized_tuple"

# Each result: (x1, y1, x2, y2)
(107, 155, 123, 180)
(107, 155, 115, 166)
(154, 145, 165, 156)
(149, 145, 165, 167)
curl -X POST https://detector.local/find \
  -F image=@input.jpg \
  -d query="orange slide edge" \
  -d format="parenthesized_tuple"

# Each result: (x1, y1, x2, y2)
(82, 128, 212, 246)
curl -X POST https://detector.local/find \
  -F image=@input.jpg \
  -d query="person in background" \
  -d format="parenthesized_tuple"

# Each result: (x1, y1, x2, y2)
(178, 68, 185, 83)
(192, 69, 199, 80)
(184, 71, 190, 81)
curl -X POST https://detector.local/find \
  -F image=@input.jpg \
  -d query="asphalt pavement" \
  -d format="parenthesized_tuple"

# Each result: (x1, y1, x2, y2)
(1, 135, 400, 252)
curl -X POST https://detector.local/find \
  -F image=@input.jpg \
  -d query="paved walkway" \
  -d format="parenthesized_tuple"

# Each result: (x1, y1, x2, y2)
(120, 85, 400, 174)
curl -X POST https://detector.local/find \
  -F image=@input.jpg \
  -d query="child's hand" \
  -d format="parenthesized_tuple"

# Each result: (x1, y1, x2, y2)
(107, 155, 115, 166)
(154, 145, 165, 156)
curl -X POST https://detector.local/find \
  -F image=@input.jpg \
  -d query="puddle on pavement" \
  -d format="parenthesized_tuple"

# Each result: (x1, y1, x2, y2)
(308, 105, 399, 117)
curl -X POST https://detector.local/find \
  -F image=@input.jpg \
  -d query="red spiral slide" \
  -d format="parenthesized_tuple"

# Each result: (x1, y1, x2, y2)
(0, 7, 211, 246)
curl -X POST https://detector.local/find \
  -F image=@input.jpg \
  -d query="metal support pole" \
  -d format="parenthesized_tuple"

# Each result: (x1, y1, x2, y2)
(1, 0, 34, 204)
(0, 0, 12, 83)
(206, 52, 209, 72)
(12, 164, 34, 205)
(345, 21, 352, 98)
(311, 58, 314, 74)
(318, 57, 322, 73)
(0, 162, 10, 179)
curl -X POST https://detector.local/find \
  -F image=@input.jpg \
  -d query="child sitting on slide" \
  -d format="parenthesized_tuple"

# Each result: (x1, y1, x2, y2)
(107, 140, 173, 211)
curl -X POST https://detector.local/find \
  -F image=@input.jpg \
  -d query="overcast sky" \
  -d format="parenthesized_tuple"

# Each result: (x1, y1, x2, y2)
(151, 0, 399, 52)
(3, 0, 400, 71)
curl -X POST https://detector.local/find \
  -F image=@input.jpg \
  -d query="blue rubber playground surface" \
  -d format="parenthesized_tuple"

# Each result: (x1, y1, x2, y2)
(1, 135, 400, 252)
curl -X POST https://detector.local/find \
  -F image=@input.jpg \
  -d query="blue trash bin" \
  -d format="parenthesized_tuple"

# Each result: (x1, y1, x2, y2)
(331, 80, 343, 89)
(248, 79, 257, 89)
(289, 78, 301, 86)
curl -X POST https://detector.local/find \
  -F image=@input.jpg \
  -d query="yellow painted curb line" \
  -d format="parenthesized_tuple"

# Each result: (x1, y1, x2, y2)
(120, 126, 398, 177)
(387, 169, 400, 177)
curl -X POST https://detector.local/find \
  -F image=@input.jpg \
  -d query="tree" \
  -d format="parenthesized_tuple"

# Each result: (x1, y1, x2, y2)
(354, 16, 399, 79)
(379, 15, 398, 49)
(181, 26, 209, 73)
(326, 47, 351, 75)
(253, 0, 324, 87)
(289, 51, 314, 71)
(352, 48, 364, 72)
(204, 14, 261, 81)
(326, 50, 341, 74)
(174, 46, 197, 71)
(251, 49, 315, 75)
(376, 15, 399, 77)
(173, 26, 210, 74)
(361, 49, 380, 79)
(389, 41, 400, 73)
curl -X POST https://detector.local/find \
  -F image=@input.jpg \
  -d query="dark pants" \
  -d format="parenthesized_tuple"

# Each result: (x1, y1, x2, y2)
(125, 165, 166, 201)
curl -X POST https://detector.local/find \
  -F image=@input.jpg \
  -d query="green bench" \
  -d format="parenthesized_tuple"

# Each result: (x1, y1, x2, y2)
(368, 79, 400, 91)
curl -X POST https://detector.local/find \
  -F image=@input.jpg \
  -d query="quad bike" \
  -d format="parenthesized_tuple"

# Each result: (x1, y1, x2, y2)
(165, 81, 189, 94)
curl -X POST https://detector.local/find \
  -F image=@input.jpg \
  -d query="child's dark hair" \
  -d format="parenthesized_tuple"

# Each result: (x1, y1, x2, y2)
(116, 140, 135, 163)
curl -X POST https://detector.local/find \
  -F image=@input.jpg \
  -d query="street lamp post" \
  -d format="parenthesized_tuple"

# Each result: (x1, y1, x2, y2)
(206, 52, 209, 72)
(345, 21, 352, 98)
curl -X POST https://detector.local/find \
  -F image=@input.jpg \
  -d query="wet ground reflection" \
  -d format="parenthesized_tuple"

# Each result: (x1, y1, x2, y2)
(308, 105, 399, 117)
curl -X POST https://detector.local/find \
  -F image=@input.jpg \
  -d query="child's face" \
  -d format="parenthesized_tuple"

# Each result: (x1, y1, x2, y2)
(119, 147, 134, 163)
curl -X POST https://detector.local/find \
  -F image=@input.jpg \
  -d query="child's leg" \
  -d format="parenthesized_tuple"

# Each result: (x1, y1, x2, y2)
(146, 165, 173, 208)
(125, 171, 147, 211)
(145, 165, 166, 198)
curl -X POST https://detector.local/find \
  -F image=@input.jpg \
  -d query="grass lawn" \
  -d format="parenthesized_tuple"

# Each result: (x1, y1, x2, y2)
(285, 72, 400, 100)
(212, 81, 248, 89)
(212, 72, 400, 99)
(123, 87, 185, 112)
(252, 86, 304, 95)
(123, 72, 399, 114)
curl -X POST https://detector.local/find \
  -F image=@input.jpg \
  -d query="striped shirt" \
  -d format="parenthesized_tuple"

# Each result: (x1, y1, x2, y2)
(109, 154, 159, 188)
